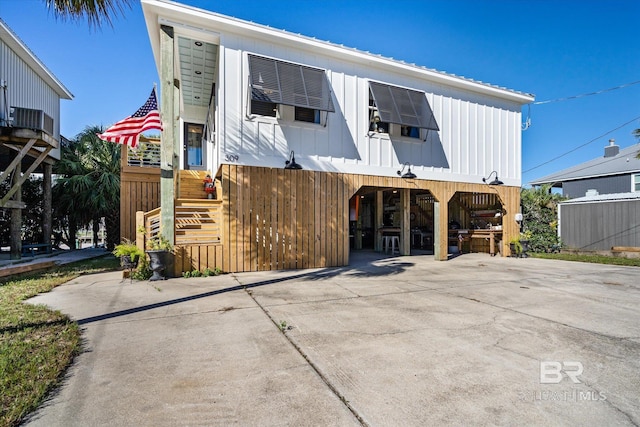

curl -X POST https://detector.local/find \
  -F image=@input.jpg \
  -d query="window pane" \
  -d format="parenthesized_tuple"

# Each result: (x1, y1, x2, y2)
(295, 106, 319, 123)
(186, 123, 204, 167)
(251, 100, 277, 117)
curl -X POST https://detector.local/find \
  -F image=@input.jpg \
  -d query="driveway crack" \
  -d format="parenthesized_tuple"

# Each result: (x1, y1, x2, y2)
(231, 274, 369, 427)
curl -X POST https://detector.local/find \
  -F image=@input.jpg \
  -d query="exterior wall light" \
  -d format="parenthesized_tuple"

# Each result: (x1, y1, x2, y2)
(284, 150, 302, 170)
(397, 162, 416, 179)
(482, 171, 503, 185)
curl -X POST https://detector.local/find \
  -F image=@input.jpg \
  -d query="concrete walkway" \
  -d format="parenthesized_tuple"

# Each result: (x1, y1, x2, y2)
(24, 252, 640, 426)
(0, 247, 108, 269)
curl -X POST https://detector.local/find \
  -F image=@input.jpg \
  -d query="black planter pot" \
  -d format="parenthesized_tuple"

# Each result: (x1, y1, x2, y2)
(120, 255, 139, 282)
(520, 240, 530, 258)
(120, 255, 138, 270)
(509, 243, 521, 258)
(146, 250, 169, 281)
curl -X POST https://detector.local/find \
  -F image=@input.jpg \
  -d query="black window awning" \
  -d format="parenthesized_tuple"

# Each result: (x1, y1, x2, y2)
(369, 82, 439, 131)
(248, 54, 335, 112)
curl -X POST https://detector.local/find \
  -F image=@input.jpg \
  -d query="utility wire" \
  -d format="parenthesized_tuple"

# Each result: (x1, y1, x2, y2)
(523, 115, 640, 175)
(533, 79, 640, 105)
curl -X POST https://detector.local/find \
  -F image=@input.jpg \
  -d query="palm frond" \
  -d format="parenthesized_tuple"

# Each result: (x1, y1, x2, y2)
(44, 0, 133, 28)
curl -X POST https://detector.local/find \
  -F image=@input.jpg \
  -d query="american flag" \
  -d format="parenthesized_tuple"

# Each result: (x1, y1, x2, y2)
(97, 87, 163, 148)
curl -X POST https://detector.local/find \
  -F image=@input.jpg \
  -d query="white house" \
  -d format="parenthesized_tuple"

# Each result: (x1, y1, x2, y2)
(0, 18, 73, 258)
(134, 0, 534, 274)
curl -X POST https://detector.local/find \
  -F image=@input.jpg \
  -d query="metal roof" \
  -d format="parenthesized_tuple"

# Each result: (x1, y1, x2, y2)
(560, 191, 640, 204)
(530, 143, 640, 186)
(141, 0, 534, 105)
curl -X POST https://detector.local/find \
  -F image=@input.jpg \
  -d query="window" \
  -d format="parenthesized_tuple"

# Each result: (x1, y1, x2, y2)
(184, 123, 205, 170)
(368, 81, 439, 138)
(369, 94, 389, 133)
(633, 174, 640, 192)
(295, 106, 321, 124)
(251, 99, 277, 117)
(248, 54, 334, 120)
(401, 126, 421, 139)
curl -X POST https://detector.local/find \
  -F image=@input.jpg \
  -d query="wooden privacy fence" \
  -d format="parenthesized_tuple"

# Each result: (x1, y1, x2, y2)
(120, 143, 161, 242)
(219, 165, 351, 273)
(129, 163, 521, 275)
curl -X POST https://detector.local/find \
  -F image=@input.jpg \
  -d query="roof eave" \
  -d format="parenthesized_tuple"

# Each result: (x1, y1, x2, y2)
(141, 0, 534, 105)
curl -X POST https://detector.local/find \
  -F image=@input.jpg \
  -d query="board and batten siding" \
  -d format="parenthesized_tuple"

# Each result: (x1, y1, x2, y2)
(559, 199, 640, 250)
(0, 37, 62, 141)
(215, 32, 523, 187)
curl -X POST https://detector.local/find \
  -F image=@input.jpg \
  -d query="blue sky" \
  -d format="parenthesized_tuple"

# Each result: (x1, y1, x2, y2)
(1, 0, 638, 184)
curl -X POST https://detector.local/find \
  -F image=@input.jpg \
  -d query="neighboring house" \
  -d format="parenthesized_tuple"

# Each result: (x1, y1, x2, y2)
(0, 18, 73, 258)
(530, 140, 640, 251)
(132, 0, 534, 274)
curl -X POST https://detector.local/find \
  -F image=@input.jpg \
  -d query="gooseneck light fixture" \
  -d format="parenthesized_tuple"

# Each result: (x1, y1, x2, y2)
(284, 150, 302, 170)
(482, 171, 503, 186)
(397, 162, 417, 179)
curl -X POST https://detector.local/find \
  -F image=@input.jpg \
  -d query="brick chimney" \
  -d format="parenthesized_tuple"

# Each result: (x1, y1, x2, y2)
(604, 139, 619, 157)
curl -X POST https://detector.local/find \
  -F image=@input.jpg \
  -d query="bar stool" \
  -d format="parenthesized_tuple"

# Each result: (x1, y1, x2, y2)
(382, 235, 391, 253)
(384, 235, 400, 255)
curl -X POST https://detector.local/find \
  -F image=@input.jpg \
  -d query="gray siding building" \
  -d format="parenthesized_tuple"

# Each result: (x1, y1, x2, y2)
(558, 193, 640, 250)
(531, 139, 640, 251)
(530, 139, 640, 199)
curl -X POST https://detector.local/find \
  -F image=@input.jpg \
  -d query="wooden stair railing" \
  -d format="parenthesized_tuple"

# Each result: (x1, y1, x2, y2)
(175, 199, 223, 246)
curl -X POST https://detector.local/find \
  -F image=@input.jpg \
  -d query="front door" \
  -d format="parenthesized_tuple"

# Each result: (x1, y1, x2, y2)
(184, 122, 205, 170)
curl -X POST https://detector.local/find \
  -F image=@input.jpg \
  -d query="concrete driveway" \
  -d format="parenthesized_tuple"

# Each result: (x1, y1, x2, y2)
(25, 253, 640, 426)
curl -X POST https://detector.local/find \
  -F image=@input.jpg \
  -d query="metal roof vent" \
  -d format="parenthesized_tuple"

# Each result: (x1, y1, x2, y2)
(604, 139, 619, 158)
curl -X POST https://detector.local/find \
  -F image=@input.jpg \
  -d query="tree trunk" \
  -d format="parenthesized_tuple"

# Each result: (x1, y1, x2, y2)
(104, 207, 119, 251)
(69, 217, 78, 251)
(92, 216, 100, 247)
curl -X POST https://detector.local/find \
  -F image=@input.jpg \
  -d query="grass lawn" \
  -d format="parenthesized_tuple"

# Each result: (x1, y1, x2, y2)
(531, 252, 640, 267)
(0, 256, 119, 427)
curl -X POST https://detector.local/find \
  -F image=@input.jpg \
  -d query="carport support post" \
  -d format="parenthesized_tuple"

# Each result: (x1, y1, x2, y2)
(401, 188, 410, 255)
(160, 24, 176, 276)
(43, 163, 52, 251)
(375, 190, 383, 251)
(433, 201, 442, 260)
(9, 161, 21, 260)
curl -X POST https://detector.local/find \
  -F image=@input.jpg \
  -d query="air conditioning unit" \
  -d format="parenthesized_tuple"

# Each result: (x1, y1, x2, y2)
(9, 106, 54, 135)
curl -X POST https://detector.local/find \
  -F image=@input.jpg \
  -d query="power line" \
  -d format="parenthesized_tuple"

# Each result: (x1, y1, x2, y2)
(523, 115, 640, 175)
(533, 79, 640, 105)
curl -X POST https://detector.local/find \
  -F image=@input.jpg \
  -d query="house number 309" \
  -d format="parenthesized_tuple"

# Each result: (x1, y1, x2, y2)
(225, 154, 239, 162)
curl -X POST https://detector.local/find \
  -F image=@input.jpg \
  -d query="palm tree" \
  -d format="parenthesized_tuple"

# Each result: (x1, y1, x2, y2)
(520, 185, 566, 253)
(53, 125, 121, 250)
(43, 0, 133, 27)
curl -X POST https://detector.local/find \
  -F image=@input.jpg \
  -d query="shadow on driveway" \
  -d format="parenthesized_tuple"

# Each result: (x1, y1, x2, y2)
(77, 252, 414, 325)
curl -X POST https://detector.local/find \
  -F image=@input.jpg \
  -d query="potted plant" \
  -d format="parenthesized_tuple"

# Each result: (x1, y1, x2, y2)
(509, 235, 523, 258)
(113, 239, 144, 269)
(519, 230, 532, 258)
(145, 233, 173, 281)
